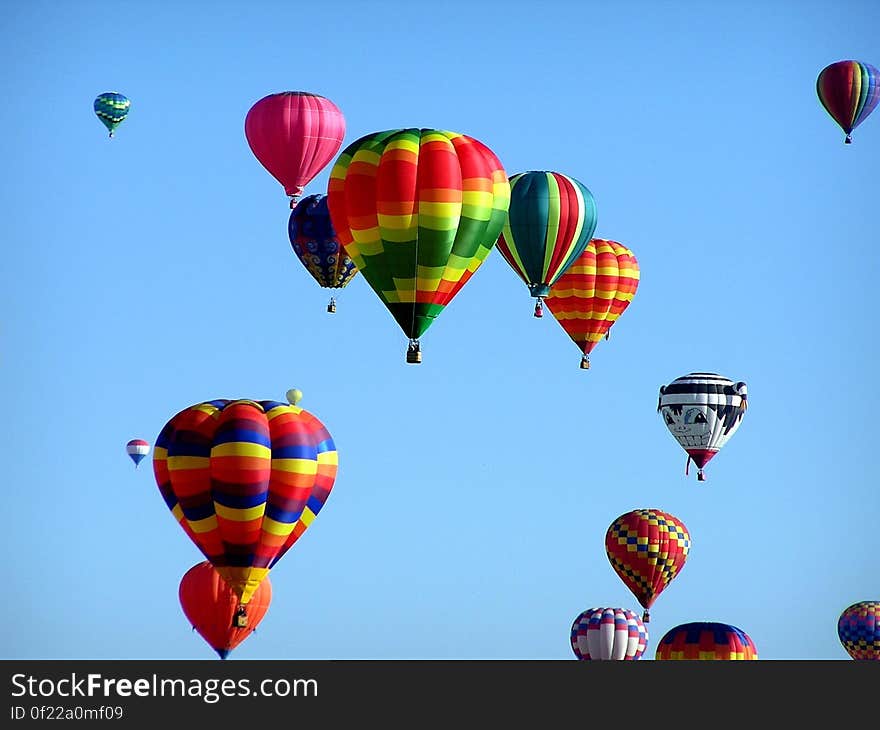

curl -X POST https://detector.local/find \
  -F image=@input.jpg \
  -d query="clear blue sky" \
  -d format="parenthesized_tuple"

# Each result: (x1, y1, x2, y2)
(2, 0, 877, 660)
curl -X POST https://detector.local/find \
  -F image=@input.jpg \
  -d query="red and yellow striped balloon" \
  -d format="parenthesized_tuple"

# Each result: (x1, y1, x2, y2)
(153, 399, 338, 605)
(544, 239, 639, 369)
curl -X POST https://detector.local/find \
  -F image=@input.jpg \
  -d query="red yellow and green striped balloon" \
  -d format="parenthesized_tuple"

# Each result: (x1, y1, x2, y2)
(327, 128, 510, 361)
(495, 171, 598, 317)
(544, 239, 639, 369)
(153, 398, 338, 607)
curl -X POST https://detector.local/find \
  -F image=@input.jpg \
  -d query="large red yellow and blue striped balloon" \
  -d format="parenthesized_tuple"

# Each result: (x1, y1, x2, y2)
(327, 128, 510, 361)
(838, 601, 880, 660)
(153, 399, 338, 606)
(544, 239, 639, 369)
(817, 60, 880, 143)
(605, 508, 690, 623)
(655, 621, 758, 660)
(495, 171, 598, 317)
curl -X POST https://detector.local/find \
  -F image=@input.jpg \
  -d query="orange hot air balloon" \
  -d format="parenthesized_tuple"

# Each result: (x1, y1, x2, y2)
(604, 508, 691, 623)
(179, 561, 272, 659)
(544, 239, 639, 369)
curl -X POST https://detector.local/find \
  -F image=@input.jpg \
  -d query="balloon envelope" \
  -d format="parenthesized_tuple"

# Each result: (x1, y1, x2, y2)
(245, 92, 346, 202)
(838, 601, 880, 660)
(327, 128, 510, 353)
(179, 561, 271, 659)
(153, 398, 338, 604)
(288, 194, 358, 291)
(658, 372, 748, 481)
(544, 239, 639, 367)
(126, 438, 150, 467)
(816, 60, 880, 143)
(94, 92, 130, 137)
(495, 171, 598, 311)
(605, 508, 690, 622)
(570, 607, 648, 660)
(655, 621, 757, 660)
(285, 388, 303, 406)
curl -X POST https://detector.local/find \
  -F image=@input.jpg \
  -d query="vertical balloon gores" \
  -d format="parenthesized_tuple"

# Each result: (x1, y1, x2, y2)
(816, 60, 879, 144)
(495, 171, 598, 318)
(153, 399, 337, 622)
(245, 91, 346, 206)
(327, 128, 510, 364)
(655, 621, 757, 660)
(570, 607, 648, 660)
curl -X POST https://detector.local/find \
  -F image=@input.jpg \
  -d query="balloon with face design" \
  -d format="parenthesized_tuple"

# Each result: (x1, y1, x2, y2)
(657, 372, 747, 482)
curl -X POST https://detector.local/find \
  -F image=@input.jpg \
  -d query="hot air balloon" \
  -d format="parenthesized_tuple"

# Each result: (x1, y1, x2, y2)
(495, 171, 598, 318)
(94, 92, 130, 138)
(245, 92, 346, 206)
(153, 398, 338, 621)
(658, 372, 748, 482)
(544, 239, 639, 369)
(816, 60, 879, 143)
(838, 601, 880, 660)
(179, 561, 272, 659)
(605, 508, 690, 623)
(285, 388, 303, 406)
(125, 438, 150, 468)
(327, 128, 510, 363)
(570, 607, 648, 660)
(288, 194, 358, 313)
(655, 621, 758, 660)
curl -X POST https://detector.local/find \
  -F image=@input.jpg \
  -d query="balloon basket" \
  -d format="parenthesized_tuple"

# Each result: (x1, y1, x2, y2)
(233, 607, 248, 629)
(697, 471, 706, 482)
(580, 356, 590, 370)
(406, 344, 422, 364)
(327, 299, 336, 314)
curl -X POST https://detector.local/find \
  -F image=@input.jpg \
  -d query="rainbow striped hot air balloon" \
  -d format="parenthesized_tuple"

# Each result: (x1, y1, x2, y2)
(816, 60, 880, 144)
(126, 439, 150, 468)
(328, 128, 510, 363)
(495, 171, 598, 318)
(655, 621, 758, 660)
(838, 601, 880, 660)
(94, 92, 130, 138)
(570, 607, 648, 660)
(544, 239, 639, 369)
(153, 398, 338, 618)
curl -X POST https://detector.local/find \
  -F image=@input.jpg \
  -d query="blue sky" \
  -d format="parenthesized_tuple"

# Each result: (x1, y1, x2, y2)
(2, 0, 877, 660)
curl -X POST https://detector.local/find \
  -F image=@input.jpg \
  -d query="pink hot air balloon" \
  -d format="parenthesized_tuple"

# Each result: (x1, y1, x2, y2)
(245, 91, 346, 207)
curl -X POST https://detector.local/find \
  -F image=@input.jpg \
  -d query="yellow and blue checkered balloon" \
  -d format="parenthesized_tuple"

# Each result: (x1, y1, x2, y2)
(94, 92, 130, 138)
